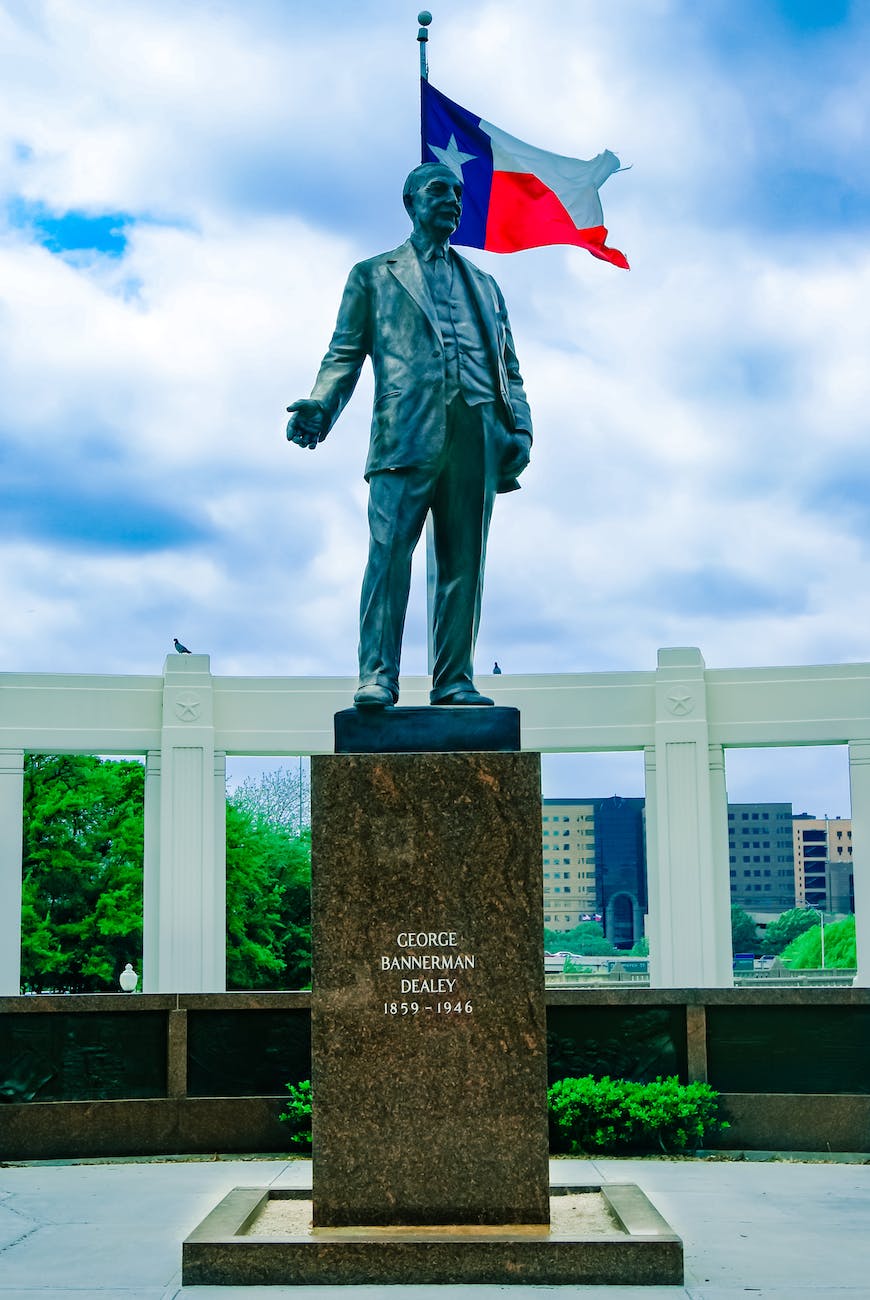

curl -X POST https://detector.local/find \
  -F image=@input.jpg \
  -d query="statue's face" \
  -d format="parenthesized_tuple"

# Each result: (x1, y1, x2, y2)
(409, 166, 463, 241)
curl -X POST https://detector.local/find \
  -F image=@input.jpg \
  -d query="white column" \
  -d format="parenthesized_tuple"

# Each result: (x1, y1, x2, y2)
(643, 745, 661, 965)
(707, 742, 735, 974)
(142, 749, 161, 993)
(0, 749, 24, 995)
(150, 655, 226, 992)
(848, 741, 870, 987)
(212, 749, 227, 990)
(646, 649, 733, 988)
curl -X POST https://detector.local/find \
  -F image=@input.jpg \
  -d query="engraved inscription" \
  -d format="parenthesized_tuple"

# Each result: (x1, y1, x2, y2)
(380, 929, 475, 1014)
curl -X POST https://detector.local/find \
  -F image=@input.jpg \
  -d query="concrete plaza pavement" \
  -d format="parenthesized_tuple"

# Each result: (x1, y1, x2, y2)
(0, 1154, 868, 1299)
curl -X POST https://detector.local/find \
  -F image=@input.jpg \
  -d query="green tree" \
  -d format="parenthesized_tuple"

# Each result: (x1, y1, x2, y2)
(730, 905, 760, 955)
(544, 921, 616, 956)
(760, 907, 819, 956)
(21, 754, 145, 992)
(629, 935, 649, 956)
(20, 754, 312, 994)
(230, 763, 310, 835)
(224, 801, 311, 990)
(781, 915, 856, 969)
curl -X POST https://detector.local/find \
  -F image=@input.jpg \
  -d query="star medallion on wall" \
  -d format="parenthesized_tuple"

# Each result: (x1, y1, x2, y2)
(174, 697, 202, 722)
(666, 689, 694, 717)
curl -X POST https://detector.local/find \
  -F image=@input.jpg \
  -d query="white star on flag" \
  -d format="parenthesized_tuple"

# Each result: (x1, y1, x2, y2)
(428, 133, 476, 178)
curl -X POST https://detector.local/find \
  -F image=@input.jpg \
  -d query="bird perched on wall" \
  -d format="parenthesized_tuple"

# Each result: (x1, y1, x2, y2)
(492, 661, 502, 674)
(173, 638, 192, 654)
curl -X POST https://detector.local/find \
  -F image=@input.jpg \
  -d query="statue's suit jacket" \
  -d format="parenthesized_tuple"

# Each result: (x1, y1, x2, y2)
(309, 239, 532, 491)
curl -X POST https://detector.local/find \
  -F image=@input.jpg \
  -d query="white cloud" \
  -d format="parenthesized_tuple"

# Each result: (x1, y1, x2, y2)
(1, 0, 868, 812)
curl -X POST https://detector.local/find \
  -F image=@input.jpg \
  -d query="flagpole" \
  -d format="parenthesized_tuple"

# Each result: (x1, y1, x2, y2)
(418, 10, 431, 84)
(418, 11, 438, 678)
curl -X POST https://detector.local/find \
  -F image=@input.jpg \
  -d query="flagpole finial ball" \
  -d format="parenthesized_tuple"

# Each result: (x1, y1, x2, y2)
(418, 11, 432, 27)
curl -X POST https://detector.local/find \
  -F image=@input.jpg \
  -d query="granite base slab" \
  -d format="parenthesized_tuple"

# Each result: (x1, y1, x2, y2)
(182, 1184, 684, 1286)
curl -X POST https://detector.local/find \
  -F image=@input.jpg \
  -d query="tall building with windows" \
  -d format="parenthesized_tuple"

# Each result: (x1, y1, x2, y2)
(793, 816, 853, 912)
(543, 794, 853, 945)
(542, 796, 646, 948)
(727, 802, 796, 914)
(541, 800, 598, 930)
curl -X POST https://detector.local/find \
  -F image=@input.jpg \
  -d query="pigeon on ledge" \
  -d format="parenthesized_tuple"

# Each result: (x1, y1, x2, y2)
(174, 638, 192, 654)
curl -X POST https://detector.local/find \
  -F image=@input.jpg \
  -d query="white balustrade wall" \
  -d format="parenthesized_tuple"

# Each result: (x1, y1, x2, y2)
(1, 648, 868, 993)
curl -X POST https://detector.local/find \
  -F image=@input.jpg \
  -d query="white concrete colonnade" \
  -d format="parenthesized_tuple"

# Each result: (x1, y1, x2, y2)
(1, 648, 869, 993)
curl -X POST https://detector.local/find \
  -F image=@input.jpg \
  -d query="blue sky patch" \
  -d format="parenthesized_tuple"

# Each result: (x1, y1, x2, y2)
(7, 198, 133, 255)
(0, 443, 212, 552)
(652, 566, 806, 618)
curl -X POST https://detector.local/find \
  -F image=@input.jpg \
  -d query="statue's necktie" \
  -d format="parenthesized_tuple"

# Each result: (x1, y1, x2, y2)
(431, 248, 450, 300)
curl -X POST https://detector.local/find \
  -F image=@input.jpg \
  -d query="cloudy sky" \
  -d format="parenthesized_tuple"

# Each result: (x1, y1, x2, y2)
(1, 0, 867, 812)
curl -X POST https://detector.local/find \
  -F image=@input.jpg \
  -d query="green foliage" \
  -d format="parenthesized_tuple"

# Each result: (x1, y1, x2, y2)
(224, 801, 311, 990)
(231, 763, 310, 835)
(629, 936, 649, 956)
(278, 1079, 312, 1150)
(760, 907, 819, 956)
(286, 1074, 727, 1156)
(544, 922, 616, 956)
(20, 754, 312, 994)
(730, 905, 760, 954)
(21, 754, 146, 993)
(781, 915, 856, 969)
(548, 1075, 729, 1155)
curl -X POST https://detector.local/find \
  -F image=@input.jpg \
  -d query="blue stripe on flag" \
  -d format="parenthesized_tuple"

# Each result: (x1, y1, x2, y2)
(421, 81, 493, 249)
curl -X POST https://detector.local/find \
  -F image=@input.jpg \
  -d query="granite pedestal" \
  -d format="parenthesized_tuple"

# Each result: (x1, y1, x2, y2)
(184, 707, 683, 1285)
(310, 746, 549, 1227)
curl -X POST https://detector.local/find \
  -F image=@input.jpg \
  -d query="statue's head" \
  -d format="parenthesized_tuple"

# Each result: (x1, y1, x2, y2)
(402, 162, 463, 240)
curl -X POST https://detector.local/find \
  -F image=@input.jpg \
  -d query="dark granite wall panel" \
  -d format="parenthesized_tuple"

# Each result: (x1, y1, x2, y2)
(186, 1010, 311, 1097)
(546, 1005, 687, 1085)
(0, 1011, 166, 1102)
(311, 751, 550, 1227)
(706, 1005, 870, 1094)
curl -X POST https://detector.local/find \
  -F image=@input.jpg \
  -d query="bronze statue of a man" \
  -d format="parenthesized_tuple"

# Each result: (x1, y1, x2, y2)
(286, 162, 532, 708)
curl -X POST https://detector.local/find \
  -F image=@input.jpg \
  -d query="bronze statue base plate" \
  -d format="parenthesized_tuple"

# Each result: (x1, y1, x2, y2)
(334, 704, 520, 753)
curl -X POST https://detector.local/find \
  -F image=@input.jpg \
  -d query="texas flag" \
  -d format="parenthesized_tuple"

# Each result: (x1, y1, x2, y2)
(421, 80, 629, 269)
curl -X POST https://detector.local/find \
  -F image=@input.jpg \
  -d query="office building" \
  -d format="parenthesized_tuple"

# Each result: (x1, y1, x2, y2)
(542, 796, 646, 948)
(793, 816, 853, 913)
(541, 799, 598, 931)
(727, 802, 796, 914)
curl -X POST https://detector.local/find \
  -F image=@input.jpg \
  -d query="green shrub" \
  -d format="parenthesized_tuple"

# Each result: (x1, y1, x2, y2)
(278, 1079, 312, 1150)
(283, 1073, 727, 1157)
(548, 1074, 728, 1154)
(781, 915, 856, 969)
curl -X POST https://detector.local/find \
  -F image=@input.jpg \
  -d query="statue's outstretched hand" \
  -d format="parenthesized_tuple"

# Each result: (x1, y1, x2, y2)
(286, 399, 327, 449)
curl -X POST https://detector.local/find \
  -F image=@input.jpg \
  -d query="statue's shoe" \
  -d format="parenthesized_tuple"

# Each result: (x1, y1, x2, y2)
(353, 683, 396, 708)
(432, 689, 494, 706)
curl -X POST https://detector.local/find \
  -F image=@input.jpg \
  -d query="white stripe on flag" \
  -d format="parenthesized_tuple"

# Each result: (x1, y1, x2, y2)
(481, 118, 619, 229)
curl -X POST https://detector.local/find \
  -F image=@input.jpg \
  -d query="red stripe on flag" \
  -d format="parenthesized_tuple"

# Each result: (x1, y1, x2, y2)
(484, 171, 629, 268)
